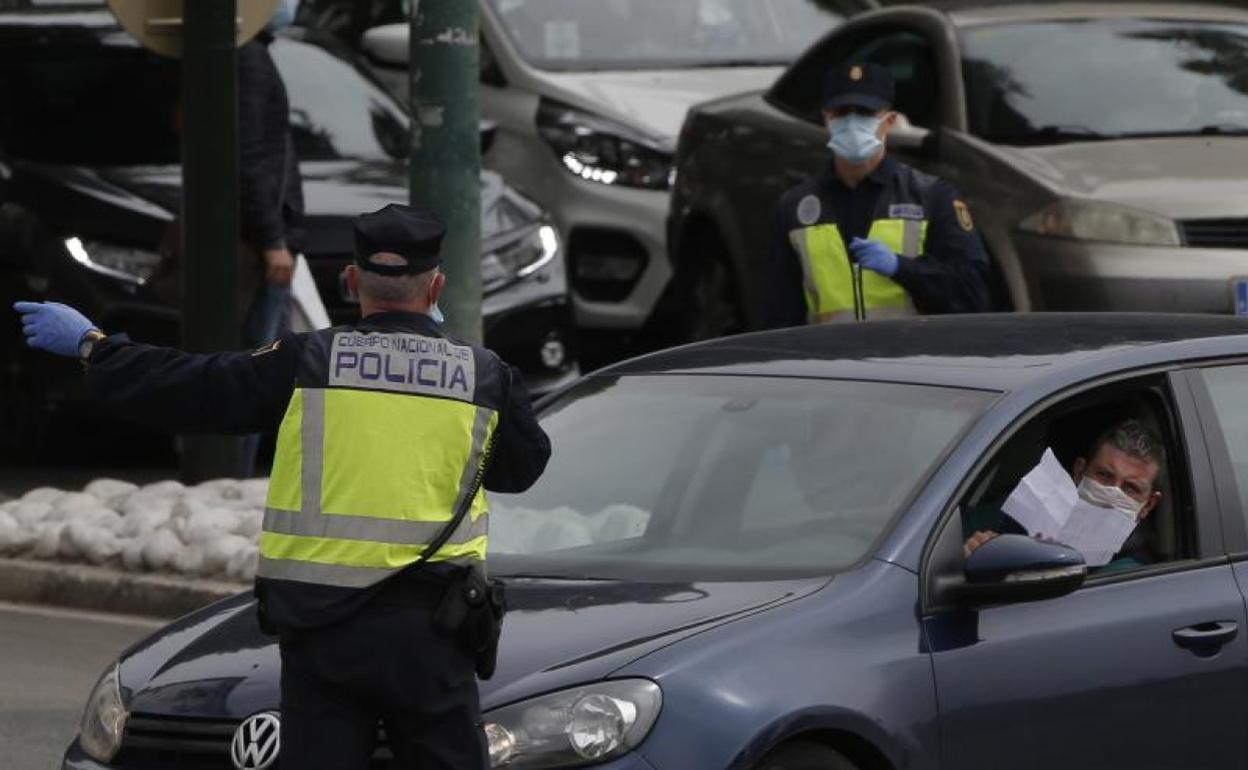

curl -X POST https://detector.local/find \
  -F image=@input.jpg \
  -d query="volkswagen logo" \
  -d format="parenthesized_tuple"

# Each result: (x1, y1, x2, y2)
(231, 712, 281, 770)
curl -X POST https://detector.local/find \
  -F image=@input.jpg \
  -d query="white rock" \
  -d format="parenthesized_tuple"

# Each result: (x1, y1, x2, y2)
(32, 522, 67, 559)
(139, 480, 185, 498)
(0, 511, 33, 555)
(0, 499, 18, 514)
(120, 494, 176, 534)
(141, 529, 183, 572)
(201, 535, 253, 575)
(238, 479, 270, 505)
(52, 493, 102, 519)
(62, 521, 122, 565)
(234, 510, 264, 539)
(121, 539, 146, 572)
(173, 544, 206, 575)
(185, 508, 242, 546)
(195, 479, 243, 500)
(84, 479, 139, 508)
(226, 544, 259, 581)
(11, 501, 53, 527)
(589, 505, 650, 541)
(21, 487, 63, 505)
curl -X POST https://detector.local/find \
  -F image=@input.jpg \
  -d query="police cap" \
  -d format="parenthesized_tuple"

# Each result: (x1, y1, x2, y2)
(822, 62, 894, 112)
(353, 203, 445, 276)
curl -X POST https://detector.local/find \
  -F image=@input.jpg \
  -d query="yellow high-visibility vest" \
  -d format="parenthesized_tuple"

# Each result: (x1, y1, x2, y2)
(789, 217, 927, 323)
(257, 328, 500, 589)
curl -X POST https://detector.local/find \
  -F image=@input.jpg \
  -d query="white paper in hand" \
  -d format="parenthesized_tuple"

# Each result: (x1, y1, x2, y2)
(1054, 502, 1137, 567)
(1002, 448, 1077, 537)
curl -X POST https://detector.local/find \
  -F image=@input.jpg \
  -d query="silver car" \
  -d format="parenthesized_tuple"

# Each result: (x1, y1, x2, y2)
(357, 0, 872, 337)
(668, 1, 1248, 332)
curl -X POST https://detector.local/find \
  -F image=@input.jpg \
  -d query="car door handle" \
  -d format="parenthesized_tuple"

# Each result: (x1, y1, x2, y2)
(1173, 621, 1239, 653)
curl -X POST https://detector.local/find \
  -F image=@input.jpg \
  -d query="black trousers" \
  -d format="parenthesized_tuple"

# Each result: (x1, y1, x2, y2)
(277, 579, 487, 770)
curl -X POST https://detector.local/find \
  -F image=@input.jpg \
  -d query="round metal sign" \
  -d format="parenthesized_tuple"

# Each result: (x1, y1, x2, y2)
(106, 0, 279, 58)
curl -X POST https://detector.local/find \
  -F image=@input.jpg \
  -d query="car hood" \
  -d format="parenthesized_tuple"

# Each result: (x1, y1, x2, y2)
(993, 137, 1248, 220)
(118, 575, 826, 719)
(541, 66, 781, 143)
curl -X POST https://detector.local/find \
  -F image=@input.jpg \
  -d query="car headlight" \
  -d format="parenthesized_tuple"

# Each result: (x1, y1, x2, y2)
(483, 679, 662, 768)
(79, 662, 128, 763)
(537, 99, 674, 191)
(65, 236, 163, 285)
(482, 224, 560, 294)
(1018, 200, 1180, 247)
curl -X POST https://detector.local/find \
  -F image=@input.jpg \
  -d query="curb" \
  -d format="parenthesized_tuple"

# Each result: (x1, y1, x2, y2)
(0, 557, 247, 620)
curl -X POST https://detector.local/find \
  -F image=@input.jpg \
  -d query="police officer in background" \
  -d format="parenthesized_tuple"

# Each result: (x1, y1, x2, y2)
(13, 204, 551, 770)
(761, 62, 990, 328)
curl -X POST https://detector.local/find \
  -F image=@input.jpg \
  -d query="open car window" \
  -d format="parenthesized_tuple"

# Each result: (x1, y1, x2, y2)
(956, 377, 1197, 578)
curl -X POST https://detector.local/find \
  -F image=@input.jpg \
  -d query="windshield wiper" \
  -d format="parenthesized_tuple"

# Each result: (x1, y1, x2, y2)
(1107, 125, 1248, 140)
(993, 125, 1112, 145)
(499, 572, 619, 581)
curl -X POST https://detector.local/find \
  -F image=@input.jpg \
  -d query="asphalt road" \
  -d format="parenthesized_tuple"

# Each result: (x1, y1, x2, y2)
(0, 602, 160, 770)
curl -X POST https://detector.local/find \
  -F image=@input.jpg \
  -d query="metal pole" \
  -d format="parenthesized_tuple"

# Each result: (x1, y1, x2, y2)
(409, 0, 482, 343)
(181, 0, 241, 482)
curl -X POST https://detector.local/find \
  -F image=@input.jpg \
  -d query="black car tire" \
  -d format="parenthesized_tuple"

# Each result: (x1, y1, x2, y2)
(686, 254, 745, 342)
(755, 740, 861, 770)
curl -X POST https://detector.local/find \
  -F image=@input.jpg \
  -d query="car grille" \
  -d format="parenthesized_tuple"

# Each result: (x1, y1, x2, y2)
(1181, 218, 1248, 249)
(115, 714, 393, 769)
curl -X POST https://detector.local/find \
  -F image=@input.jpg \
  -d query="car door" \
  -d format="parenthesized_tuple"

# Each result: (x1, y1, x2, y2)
(923, 373, 1248, 769)
(1188, 363, 1248, 659)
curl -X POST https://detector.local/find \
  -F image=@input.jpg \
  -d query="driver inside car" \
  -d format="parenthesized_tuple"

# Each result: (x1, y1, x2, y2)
(962, 419, 1165, 574)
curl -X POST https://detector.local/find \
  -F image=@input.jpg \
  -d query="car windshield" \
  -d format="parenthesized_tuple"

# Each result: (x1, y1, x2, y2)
(962, 18, 1248, 145)
(0, 34, 406, 165)
(486, 0, 844, 71)
(489, 374, 995, 581)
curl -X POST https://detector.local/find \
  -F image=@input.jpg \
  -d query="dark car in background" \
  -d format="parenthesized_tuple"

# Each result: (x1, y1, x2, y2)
(62, 313, 1248, 770)
(666, 1, 1248, 339)
(0, 7, 577, 453)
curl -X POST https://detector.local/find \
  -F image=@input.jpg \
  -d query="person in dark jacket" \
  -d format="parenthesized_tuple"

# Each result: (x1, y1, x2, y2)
(761, 62, 989, 328)
(238, 1, 305, 345)
(14, 203, 552, 770)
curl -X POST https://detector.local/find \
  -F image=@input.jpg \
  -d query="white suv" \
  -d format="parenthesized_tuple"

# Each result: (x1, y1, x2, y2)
(354, 0, 869, 340)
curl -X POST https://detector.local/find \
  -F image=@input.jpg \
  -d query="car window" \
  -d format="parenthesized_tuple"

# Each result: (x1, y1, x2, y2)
(488, 374, 994, 581)
(842, 30, 941, 129)
(270, 38, 409, 161)
(769, 26, 941, 127)
(961, 19, 1248, 144)
(485, 0, 844, 71)
(955, 381, 1194, 578)
(1196, 365, 1248, 530)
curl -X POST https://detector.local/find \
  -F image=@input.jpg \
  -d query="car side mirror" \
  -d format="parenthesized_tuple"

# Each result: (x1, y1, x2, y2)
(952, 534, 1086, 607)
(480, 120, 498, 156)
(889, 113, 932, 154)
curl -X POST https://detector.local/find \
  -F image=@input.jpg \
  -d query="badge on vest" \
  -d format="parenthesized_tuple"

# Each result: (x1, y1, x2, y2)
(797, 195, 822, 226)
(888, 203, 926, 221)
(329, 332, 476, 401)
(954, 200, 975, 231)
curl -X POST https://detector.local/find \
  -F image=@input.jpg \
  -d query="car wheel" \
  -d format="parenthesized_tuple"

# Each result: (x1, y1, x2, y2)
(754, 740, 861, 770)
(686, 255, 744, 342)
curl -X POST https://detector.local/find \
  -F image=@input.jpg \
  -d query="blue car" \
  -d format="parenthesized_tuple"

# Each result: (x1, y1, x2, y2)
(65, 314, 1248, 770)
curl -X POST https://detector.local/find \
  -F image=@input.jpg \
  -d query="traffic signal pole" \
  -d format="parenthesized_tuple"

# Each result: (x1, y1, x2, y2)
(409, 0, 482, 343)
(180, 0, 242, 482)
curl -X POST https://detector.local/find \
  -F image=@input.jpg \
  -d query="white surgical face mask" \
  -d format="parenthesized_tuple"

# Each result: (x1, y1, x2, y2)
(266, 0, 299, 33)
(1077, 477, 1144, 519)
(429, 302, 445, 324)
(827, 113, 884, 165)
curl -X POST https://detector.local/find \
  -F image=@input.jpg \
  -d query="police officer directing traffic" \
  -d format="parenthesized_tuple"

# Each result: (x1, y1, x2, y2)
(761, 62, 990, 327)
(13, 203, 551, 770)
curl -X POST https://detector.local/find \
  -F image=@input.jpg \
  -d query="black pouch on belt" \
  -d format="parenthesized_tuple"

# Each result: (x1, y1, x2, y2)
(434, 565, 508, 679)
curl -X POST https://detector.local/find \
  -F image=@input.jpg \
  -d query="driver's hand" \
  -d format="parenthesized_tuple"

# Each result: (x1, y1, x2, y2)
(963, 530, 999, 559)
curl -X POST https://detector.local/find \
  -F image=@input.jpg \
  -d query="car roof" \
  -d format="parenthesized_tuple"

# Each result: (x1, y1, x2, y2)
(922, 1, 1248, 27)
(601, 314, 1248, 391)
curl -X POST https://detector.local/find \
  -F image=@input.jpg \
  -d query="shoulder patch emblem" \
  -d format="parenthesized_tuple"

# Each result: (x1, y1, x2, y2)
(797, 194, 822, 226)
(251, 339, 282, 357)
(953, 200, 974, 232)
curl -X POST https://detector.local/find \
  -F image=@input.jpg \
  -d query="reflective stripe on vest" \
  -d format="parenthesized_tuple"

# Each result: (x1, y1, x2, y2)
(258, 384, 499, 588)
(790, 218, 927, 323)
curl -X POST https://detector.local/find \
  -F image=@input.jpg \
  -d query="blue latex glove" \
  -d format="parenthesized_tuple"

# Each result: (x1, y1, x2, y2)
(849, 238, 899, 278)
(13, 301, 98, 357)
